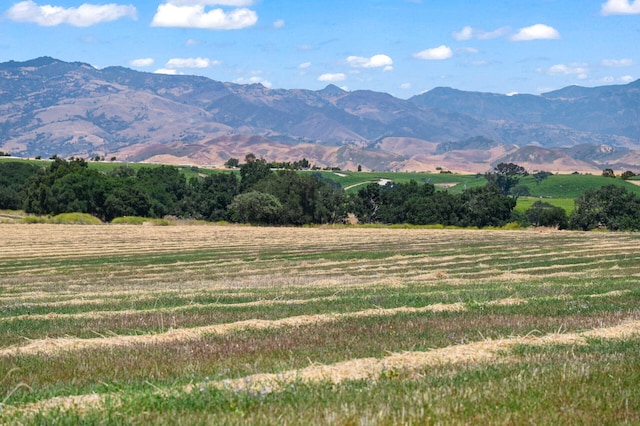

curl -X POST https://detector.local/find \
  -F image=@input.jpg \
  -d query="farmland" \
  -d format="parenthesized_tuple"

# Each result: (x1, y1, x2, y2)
(1, 223, 639, 424)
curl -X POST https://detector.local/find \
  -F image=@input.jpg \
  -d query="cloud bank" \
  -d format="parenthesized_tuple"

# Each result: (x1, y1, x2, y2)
(6, 1, 137, 27)
(601, 0, 640, 15)
(413, 45, 453, 60)
(346, 54, 393, 71)
(318, 73, 346, 82)
(130, 58, 154, 67)
(165, 57, 219, 68)
(151, 1, 257, 29)
(511, 24, 560, 41)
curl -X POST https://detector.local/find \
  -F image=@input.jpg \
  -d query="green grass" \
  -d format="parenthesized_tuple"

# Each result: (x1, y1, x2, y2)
(1, 225, 639, 424)
(515, 196, 575, 214)
(520, 173, 640, 198)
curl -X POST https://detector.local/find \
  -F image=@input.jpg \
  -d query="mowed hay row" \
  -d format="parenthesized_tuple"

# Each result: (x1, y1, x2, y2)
(2, 225, 640, 305)
(4, 318, 640, 420)
(2, 224, 640, 423)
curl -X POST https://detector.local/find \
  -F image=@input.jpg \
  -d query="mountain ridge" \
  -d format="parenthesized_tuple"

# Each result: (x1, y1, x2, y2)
(0, 57, 639, 173)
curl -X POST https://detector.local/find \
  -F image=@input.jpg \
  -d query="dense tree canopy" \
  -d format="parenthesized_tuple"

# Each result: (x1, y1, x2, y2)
(3, 158, 639, 231)
(568, 185, 640, 231)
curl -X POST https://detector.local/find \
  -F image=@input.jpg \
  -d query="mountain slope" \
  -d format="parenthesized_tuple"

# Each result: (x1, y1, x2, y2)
(0, 57, 639, 173)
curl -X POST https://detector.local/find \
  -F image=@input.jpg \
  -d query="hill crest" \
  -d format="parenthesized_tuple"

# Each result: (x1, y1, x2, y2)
(1, 57, 639, 173)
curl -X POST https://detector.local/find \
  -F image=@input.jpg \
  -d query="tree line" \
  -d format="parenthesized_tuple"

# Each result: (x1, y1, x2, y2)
(2, 158, 640, 231)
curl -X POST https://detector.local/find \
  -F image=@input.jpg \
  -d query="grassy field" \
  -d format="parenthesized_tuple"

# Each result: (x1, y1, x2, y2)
(1, 223, 639, 424)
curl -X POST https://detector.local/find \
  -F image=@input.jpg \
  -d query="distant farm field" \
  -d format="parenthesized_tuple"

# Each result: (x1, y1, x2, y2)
(1, 224, 639, 424)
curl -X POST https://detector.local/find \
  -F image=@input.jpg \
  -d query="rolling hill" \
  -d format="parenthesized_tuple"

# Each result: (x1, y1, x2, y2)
(1, 57, 639, 173)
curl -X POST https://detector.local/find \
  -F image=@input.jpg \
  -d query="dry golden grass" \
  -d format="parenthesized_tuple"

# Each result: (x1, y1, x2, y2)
(2, 224, 640, 421)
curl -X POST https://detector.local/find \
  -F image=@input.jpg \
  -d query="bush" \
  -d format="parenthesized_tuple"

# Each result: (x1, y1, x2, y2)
(51, 213, 102, 225)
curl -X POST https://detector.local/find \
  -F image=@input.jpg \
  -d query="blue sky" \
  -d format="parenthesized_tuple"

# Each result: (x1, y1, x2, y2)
(1, 0, 638, 97)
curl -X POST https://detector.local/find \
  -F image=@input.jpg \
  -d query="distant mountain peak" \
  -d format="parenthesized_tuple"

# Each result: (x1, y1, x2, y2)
(319, 84, 346, 95)
(0, 56, 639, 173)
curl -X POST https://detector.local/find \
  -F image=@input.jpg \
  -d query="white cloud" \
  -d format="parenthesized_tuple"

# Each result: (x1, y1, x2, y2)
(233, 76, 272, 88)
(413, 45, 453, 60)
(165, 57, 219, 68)
(452, 26, 473, 41)
(5, 1, 137, 27)
(545, 63, 589, 79)
(346, 54, 393, 71)
(318, 73, 346, 82)
(298, 62, 311, 69)
(154, 68, 180, 75)
(151, 2, 257, 30)
(400, 83, 412, 90)
(620, 75, 635, 83)
(602, 58, 633, 67)
(130, 58, 154, 67)
(273, 19, 284, 28)
(601, 0, 640, 15)
(511, 24, 560, 41)
(185, 39, 200, 46)
(452, 25, 508, 41)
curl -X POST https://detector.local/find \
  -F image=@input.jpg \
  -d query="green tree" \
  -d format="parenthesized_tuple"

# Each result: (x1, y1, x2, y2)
(533, 171, 553, 185)
(569, 184, 640, 231)
(351, 183, 382, 224)
(189, 172, 239, 221)
(456, 185, 516, 228)
(486, 162, 528, 196)
(602, 168, 616, 178)
(253, 170, 346, 225)
(135, 166, 189, 217)
(0, 162, 40, 210)
(240, 154, 272, 192)
(228, 191, 283, 225)
(224, 157, 240, 168)
(525, 200, 568, 229)
(621, 170, 636, 180)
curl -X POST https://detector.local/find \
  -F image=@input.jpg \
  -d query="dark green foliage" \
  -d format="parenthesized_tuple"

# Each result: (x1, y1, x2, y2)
(224, 157, 239, 168)
(228, 191, 283, 224)
(103, 186, 152, 221)
(533, 171, 553, 185)
(621, 170, 636, 180)
(569, 184, 640, 231)
(351, 183, 383, 224)
(486, 162, 528, 196)
(456, 185, 516, 228)
(253, 170, 346, 225)
(135, 166, 189, 217)
(510, 184, 531, 199)
(0, 161, 40, 209)
(602, 168, 615, 178)
(351, 180, 516, 228)
(240, 154, 272, 192)
(525, 200, 568, 229)
(189, 172, 239, 221)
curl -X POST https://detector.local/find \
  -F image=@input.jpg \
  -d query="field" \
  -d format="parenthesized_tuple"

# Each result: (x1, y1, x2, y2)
(1, 223, 639, 424)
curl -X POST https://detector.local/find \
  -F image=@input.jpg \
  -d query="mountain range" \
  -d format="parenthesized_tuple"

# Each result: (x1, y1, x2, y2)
(1, 57, 639, 173)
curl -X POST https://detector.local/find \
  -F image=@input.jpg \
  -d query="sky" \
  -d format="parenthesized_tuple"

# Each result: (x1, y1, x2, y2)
(0, 0, 639, 98)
